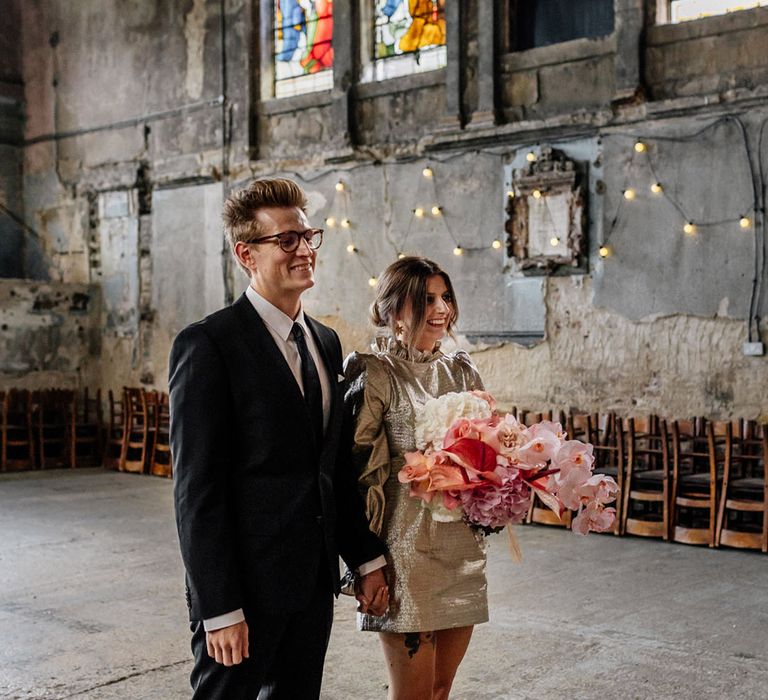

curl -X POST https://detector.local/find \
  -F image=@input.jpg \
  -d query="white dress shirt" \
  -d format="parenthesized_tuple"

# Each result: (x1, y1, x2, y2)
(204, 287, 385, 632)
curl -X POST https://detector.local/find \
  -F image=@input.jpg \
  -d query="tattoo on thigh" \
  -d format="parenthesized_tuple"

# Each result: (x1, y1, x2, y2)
(403, 632, 420, 658)
(403, 631, 434, 658)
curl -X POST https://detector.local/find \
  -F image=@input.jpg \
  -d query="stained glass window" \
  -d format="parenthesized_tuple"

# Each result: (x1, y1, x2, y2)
(368, 0, 447, 81)
(274, 1, 333, 98)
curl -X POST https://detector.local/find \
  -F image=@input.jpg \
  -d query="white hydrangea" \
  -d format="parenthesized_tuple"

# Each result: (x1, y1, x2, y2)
(414, 391, 493, 450)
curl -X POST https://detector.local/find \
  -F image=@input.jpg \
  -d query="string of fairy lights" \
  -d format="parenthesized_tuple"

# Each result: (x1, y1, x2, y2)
(598, 113, 767, 341)
(320, 153, 509, 287)
(277, 115, 766, 341)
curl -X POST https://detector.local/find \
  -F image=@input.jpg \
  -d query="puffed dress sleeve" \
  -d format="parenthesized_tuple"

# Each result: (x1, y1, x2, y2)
(343, 352, 393, 537)
(453, 349, 485, 392)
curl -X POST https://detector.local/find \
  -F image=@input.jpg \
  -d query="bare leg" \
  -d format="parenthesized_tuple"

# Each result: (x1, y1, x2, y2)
(379, 631, 437, 700)
(432, 626, 474, 700)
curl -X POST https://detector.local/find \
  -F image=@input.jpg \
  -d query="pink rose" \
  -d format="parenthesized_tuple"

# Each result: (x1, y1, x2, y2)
(398, 451, 431, 483)
(428, 462, 473, 492)
(494, 414, 529, 457)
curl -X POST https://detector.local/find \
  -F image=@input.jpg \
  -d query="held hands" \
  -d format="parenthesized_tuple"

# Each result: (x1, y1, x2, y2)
(355, 568, 389, 616)
(206, 620, 249, 666)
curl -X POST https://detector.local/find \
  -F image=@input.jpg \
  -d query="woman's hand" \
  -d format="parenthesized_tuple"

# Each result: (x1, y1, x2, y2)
(355, 568, 389, 616)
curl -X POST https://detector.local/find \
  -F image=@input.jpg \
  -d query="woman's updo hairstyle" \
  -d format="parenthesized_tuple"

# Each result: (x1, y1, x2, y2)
(370, 256, 459, 349)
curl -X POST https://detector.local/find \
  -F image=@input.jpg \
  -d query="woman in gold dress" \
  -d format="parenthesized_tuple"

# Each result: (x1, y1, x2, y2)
(344, 256, 487, 700)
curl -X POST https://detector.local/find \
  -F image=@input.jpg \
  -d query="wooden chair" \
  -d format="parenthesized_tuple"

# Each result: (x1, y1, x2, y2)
(120, 387, 150, 474)
(35, 389, 75, 469)
(621, 415, 669, 539)
(715, 421, 766, 552)
(524, 409, 573, 528)
(669, 418, 728, 547)
(103, 389, 125, 470)
(149, 392, 173, 478)
(70, 388, 103, 468)
(2, 389, 35, 471)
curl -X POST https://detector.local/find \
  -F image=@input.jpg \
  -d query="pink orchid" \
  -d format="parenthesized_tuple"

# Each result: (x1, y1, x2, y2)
(572, 501, 616, 535)
(552, 466, 593, 510)
(578, 473, 619, 506)
(553, 440, 595, 478)
(516, 430, 561, 467)
(528, 420, 566, 441)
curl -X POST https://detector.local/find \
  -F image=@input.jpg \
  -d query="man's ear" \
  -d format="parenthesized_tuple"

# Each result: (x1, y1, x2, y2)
(234, 241, 258, 276)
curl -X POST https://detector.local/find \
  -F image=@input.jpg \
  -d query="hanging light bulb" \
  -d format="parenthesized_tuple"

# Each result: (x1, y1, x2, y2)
(550, 237, 560, 247)
(341, 218, 351, 228)
(368, 276, 378, 287)
(431, 206, 442, 216)
(623, 189, 636, 201)
(634, 141, 646, 153)
(526, 152, 537, 163)
(683, 222, 696, 235)
(325, 216, 336, 227)
(453, 246, 463, 256)
(414, 207, 425, 218)
(422, 167, 433, 178)
(598, 245, 611, 258)
(651, 182, 663, 194)
(532, 189, 542, 199)
(335, 181, 345, 192)
(740, 217, 752, 229)
(346, 244, 356, 253)
(491, 239, 502, 250)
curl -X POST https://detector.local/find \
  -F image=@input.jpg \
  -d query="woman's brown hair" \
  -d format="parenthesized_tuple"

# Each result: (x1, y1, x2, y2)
(370, 256, 459, 349)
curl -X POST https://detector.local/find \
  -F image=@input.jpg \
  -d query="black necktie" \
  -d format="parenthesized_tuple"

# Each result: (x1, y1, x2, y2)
(291, 323, 324, 444)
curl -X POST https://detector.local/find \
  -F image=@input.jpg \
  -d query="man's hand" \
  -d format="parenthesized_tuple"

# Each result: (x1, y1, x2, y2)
(355, 568, 389, 616)
(206, 620, 249, 666)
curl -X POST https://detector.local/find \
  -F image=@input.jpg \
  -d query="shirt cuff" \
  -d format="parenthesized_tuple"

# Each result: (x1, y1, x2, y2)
(203, 608, 245, 632)
(357, 555, 387, 577)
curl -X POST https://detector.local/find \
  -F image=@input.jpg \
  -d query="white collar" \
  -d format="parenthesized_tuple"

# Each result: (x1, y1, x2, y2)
(245, 285, 309, 343)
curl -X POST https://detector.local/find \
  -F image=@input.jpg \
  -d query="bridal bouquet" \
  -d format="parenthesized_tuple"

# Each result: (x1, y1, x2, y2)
(398, 391, 618, 535)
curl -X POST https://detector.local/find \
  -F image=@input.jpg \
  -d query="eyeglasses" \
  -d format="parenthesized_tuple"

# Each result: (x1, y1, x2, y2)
(247, 228, 324, 253)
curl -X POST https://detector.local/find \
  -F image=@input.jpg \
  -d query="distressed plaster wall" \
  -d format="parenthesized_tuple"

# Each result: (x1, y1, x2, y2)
(5, 0, 768, 421)
(0, 279, 100, 389)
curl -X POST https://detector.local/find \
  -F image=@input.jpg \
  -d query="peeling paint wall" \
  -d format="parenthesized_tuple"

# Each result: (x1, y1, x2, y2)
(0, 279, 100, 389)
(4, 1, 767, 420)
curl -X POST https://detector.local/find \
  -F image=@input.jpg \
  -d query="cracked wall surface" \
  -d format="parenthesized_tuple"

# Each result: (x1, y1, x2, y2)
(2, 0, 766, 419)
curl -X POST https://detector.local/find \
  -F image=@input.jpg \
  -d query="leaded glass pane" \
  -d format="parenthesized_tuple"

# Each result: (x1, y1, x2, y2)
(369, 1, 447, 81)
(274, 1, 333, 98)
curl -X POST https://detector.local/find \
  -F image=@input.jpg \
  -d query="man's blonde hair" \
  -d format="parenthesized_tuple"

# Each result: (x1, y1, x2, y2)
(223, 178, 308, 272)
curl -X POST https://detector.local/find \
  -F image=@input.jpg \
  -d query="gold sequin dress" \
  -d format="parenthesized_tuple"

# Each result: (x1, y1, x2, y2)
(344, 338, 489, 633)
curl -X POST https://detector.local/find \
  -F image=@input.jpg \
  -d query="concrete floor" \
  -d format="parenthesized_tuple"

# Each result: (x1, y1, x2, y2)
(0, 470, 766, 700)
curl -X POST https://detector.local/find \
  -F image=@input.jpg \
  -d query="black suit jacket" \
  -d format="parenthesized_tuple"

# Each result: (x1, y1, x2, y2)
(169, 293, 384, 621)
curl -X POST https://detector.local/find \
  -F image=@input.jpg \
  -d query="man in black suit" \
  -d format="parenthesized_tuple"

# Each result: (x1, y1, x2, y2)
(170, 178, 388, 699)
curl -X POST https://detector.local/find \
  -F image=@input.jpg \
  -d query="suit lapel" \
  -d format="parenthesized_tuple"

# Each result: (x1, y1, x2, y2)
(232, 294, 308, 413)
